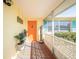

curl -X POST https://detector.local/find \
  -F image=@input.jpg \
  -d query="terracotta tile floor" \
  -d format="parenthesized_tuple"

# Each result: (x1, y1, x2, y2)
(31, 41, 57, 59)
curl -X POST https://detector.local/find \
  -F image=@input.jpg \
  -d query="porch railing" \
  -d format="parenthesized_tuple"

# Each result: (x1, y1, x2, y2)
(43, 33, 76, 59)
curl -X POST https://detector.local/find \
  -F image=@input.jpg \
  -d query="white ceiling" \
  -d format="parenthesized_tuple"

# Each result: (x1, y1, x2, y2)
(15, 0, 63, 19)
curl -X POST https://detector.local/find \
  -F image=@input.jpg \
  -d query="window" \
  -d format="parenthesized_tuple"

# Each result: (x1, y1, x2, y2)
(71, 20, 76, 32)
(43, 20, 48, 32)
(48, 21, 52, 32)
(43, 20, 53, 33)
(60, 21, 71, 31)
(54, 21, 59, 32)
(54, 20, 72, 32)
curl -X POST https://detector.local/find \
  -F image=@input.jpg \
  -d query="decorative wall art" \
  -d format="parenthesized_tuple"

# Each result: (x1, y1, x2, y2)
(17, 16, 23, 24)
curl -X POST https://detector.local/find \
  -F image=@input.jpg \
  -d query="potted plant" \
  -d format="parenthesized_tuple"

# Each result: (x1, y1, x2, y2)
(14, 30, 26, 51)
(14, 30, 26, 45)
(14, 33, 24, 45)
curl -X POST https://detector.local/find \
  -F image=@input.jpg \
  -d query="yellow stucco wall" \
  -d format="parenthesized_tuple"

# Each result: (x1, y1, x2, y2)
(3, 4, 24, 59)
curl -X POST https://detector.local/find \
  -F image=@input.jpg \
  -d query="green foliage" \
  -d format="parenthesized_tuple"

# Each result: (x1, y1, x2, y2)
(14, 34, 24, 41)
(14, 29, 26, 41)
(55, 32, 76, 42)
(14, 35, 20, 39)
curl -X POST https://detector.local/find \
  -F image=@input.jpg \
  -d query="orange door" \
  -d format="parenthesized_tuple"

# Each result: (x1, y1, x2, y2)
(28, 21, 37, 41)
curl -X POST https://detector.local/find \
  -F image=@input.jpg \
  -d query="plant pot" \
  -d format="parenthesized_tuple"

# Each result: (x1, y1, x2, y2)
(17, 40, 24, 45)
(16, 44, 24, 51)
(39, 40, 44, 44)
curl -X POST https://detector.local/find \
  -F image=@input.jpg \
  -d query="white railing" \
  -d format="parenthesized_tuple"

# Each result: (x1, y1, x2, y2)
(43, 34, 76, 59)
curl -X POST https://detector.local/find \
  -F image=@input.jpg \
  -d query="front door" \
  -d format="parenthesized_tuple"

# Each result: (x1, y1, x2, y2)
(28, 21, 37, 41)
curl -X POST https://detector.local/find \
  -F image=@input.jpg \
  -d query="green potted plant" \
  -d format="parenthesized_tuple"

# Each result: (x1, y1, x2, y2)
(14, 34, 24, 45)
(14, 30, 26, 45)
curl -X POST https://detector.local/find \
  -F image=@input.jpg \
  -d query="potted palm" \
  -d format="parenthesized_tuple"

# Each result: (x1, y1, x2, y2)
(14, 30, 26, 51)
(14, 30, 26, 45)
